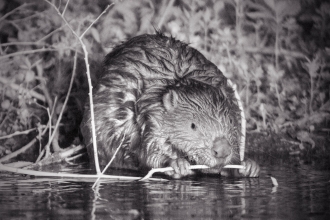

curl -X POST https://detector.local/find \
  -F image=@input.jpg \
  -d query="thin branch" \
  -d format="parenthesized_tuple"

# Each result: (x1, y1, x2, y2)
(139, 164, 245, 181)
(238, 46, 305, 59)
(157, 0, 175, 29)
(0, 127, 51, 140)
(44, 1, 80, 40)
(40, 49, 78, 158)
(0, 121, 50, 163)
(0, 48, 58, 61)
(80, 4, 112, 39)
(0, 76, 46, 102)
(52, 49, 78, 143)
(0, 42, 49, 47)
(92, 133, 126, 188)
(0, 3, 33, 23)
(0, 139, 37, 163)
(228, 79, 246, 161)
(0, 163, 166, 182)
(45, 0, 113, 175)
(62, 0, 70, 16)
(35, 98, 57, 163)
(44, 108, 52, 158)
(37, 23, 68, 42)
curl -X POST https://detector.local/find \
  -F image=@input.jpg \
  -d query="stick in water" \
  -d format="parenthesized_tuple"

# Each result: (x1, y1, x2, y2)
(139, 164, 245, 181)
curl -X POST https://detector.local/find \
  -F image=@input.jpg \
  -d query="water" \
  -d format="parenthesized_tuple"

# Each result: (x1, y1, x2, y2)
(0, 159, 330, 220)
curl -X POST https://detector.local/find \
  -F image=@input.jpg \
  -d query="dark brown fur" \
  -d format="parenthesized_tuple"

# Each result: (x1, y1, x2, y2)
(80, 33, 241, 174)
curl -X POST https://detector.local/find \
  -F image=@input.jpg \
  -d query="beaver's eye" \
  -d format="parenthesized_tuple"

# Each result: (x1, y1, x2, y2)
(191, 123, 196, 130)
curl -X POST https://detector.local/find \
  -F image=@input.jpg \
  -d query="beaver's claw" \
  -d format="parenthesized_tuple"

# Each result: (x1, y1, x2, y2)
(238, 158, 260, 177)
(164, 158, 194, 179)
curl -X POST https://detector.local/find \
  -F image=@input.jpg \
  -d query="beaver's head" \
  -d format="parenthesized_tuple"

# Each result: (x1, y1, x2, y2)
(160, 82, 241, 170)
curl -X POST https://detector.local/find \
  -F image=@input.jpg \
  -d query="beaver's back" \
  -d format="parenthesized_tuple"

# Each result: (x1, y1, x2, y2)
(100, 33, 228, 90)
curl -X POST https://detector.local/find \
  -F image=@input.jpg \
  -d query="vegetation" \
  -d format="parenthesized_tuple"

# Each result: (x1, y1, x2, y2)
(0, 0, 329, 167)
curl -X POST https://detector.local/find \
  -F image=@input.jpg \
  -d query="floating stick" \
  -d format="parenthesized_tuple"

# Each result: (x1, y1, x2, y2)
(139, 164, 245, 181)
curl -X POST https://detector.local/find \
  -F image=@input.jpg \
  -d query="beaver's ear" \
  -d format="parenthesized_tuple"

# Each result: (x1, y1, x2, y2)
(162, 90, 178, 112)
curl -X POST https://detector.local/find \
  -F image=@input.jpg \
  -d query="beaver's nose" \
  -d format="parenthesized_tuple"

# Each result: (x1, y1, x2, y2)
(212, 138, 231, 158)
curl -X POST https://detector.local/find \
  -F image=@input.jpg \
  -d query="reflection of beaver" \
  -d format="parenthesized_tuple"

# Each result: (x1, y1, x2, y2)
(80, 33, 259, 178)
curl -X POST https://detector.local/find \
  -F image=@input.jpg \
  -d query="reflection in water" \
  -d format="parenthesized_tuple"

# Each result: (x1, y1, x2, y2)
(0, 162, 329, 219)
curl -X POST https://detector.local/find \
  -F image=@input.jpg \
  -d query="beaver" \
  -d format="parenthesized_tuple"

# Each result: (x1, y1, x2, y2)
(80, 33, 260, 178)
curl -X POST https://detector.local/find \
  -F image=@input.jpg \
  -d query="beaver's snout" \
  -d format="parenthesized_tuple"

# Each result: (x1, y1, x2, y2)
(212, 138, 232, 159)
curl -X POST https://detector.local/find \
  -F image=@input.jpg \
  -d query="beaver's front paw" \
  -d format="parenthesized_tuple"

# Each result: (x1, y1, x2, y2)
(165, 158, 194, 179)
(238, 158, 260, 177)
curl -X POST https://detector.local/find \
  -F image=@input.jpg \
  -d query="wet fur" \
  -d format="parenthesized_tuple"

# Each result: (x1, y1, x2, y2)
(80, 33, 241, 172)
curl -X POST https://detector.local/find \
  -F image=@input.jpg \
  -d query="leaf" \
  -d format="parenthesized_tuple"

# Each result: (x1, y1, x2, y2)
(259, 103, 267, 127)
(320, 100, 330, 111)
(303, 53, 320, 78)
(276, 0, 301, 22)
(255, 66, 264, 79)
(267, 65, 284, 82)
(1, 99, 10, 110)
(286, 0, 301, 16)
(246, 11, 274, 20)
(299, 142, 305, 150)
(275, 1, 288, 18)
(264, 0, 276, 11)
(19, 108, 30, 124)
(247, 1, 273, 15)
(270, 176, 279, 186)
(275, 115, 286, 126)
(25, 70, 35, 83)
(297, 131, 315, 149)
(183, 7, 191, 19)
(214, 1, 224, 14)
(203, 8, 211, 23)
(190, 11, 203, 33)
(19, 57, 31, 70)
(90, 27, 100, 43)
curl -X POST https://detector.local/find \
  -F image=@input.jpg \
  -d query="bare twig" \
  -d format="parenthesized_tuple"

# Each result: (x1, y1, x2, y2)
(238, 46, 305, 59)
(35, 98, 57, 163)
(0, 127, 42, 140)
(45, 0, 113, 174)
(228, 79, 246, 162)
(0, 42, 49, 47)
(80, 4, 112, 39)
(43, 49, 79, 156)
(0, 3, 33, 23)
(37, 23, 68, 42)
(0, 163, 166, 181)
(0, 139, 38, 163)
(32, 145, 85, 167)
(0, 121, 50, 163)
(157, 0, 175, 29)
(0, 48, 58, 61)
(0, 76, 45, 102)
(77, 5, 112, 175)
(44, 108, 52, 158)
(62, 0, 70, 16)
(2, 161, 33, 168)
(139, 164, 245, 181)
(34, 60, 57, 158)
(92, 133, 126, 188)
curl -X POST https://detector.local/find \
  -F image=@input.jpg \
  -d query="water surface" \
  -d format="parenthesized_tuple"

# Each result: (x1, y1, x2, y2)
(0, 158, 329, 220)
